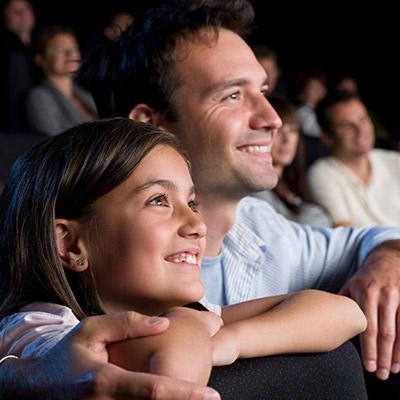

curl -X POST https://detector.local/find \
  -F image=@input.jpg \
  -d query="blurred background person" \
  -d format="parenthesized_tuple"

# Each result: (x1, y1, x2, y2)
(25, 26, 97, 135)
(103, 11, 133, 41)
(333, 74, 395, 148)
(252, 96, 331, 227)
(308, 91, 400, 227)
(252, 44, 288, 98)
(295, 69, 331, 166)
(0, 0, 39, 129)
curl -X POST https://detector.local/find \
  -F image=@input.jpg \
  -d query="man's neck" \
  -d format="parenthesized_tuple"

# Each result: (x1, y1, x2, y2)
(198, 193, 239, 257)
(335, 152, 371, 184)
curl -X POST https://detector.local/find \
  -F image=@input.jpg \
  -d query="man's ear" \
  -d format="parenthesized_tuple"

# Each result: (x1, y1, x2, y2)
(34, 54, 44, 68)
(128, 104, 165, 128)
(55, 219, 89, 272)
(321, 130, 334, 147)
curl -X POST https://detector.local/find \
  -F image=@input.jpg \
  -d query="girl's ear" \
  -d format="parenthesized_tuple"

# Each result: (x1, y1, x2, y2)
(55, 219, 89, 272)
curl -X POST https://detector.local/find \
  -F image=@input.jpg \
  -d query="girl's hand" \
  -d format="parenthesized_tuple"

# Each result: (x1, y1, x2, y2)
(211, 326, 241, 366)
(192, 310, 224, 337)
(165, 307, 223, 337)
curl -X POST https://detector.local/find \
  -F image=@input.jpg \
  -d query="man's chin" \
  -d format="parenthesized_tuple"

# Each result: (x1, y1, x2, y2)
(245, 176, 279, 194)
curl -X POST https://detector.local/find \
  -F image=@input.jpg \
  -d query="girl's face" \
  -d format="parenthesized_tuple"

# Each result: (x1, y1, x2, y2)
(271, 122, 300, 168)
(83, 145, 207, 315)
(42, 33, 81, 76)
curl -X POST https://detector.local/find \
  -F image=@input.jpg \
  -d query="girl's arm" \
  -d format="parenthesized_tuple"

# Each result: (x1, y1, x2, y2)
(212, 289, 367, 365)
(108, 307, 221, 384)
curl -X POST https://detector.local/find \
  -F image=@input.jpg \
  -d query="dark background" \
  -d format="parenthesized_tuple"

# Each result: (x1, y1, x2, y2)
(30, 0, 400, 139)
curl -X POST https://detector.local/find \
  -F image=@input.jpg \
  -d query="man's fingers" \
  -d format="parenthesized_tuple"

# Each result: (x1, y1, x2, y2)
(358, 284, 379, 373)
(390, 309, 400, 373)
(95, 364, 221, 400)
(376, 288, 398, 380)
(74, 312, 170, 350)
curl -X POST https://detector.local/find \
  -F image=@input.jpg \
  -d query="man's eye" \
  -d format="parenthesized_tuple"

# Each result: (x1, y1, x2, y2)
(188, 200, 200, 212)
(224, 91, 240, 101)
(260, 88, 269, 97)
(148, 194, 169, 207)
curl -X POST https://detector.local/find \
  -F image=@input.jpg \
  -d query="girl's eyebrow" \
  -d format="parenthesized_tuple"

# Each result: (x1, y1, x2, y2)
(134, 179, 175, 193)
(131, 180, 195, 196)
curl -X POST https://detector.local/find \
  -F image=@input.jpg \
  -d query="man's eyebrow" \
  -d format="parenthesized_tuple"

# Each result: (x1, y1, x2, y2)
(203, 77, 269, 97)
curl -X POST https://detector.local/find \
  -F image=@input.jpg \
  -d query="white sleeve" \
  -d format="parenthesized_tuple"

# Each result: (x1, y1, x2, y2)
(0, 302, 79, 359)
(199, 297, 222, 316)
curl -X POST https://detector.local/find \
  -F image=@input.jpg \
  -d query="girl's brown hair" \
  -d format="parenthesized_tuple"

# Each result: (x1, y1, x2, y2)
(0, 118, 186, 319)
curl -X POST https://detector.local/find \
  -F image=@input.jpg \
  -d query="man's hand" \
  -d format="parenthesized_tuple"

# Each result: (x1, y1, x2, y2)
(341, 240, 400, 380)
(6, 312, 220, 399)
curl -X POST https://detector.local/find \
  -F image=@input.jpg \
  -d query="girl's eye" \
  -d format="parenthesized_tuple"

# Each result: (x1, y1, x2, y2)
(188, 200, 200, 212)
(148, 194, 169, 207)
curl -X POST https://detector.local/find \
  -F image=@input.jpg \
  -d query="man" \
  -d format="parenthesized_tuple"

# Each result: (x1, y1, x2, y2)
(80, 0, 400, 388)
(308, 91, 400, 227)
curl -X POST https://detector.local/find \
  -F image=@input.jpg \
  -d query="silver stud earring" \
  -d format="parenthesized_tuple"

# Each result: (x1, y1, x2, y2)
(75, 257, 85, 267)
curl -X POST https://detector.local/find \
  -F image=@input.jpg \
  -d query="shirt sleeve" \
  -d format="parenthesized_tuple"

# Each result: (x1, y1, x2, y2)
(0, 303, 79, 359)
(199, 298, 222, 316)
(236, 197, 400, 294)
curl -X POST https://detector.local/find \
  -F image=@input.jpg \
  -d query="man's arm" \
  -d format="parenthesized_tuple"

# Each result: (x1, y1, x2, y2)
(341, 239, 400, 380)
(0, 312, 220, 400)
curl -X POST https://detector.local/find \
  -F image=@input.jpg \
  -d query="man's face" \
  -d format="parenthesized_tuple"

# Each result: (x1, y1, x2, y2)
(327, 99, 374, 158)
(161, 29, 282, 200)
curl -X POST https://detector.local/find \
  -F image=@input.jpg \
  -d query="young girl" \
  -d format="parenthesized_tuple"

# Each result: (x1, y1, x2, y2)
(0, 118, 366, 384)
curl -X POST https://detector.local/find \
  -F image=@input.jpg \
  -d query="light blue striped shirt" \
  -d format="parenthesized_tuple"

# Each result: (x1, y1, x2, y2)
(201, 196, 400, 306)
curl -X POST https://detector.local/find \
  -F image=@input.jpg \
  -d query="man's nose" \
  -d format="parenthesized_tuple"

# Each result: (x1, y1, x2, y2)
(250, 95, 282, 131)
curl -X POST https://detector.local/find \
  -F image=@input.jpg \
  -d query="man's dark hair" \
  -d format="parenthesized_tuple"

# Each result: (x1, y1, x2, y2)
(316, 90, 361, 134)
(252, 44, 277, 62)
(79, 0, 255, 119)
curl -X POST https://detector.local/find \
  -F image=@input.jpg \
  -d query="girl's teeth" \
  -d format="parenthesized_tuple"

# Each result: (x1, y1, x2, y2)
(171, 254, 197, 264)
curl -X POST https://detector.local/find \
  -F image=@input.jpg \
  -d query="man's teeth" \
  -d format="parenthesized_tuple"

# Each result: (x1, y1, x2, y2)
(172, 254, 197, 264)
(241, 145, 270, 153)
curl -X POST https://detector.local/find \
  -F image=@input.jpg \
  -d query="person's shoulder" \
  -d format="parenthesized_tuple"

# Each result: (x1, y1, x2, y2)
(308, 156, 337, 178)
(19, 302, 77, 319)
(237, 196, 278, 216)
(27, 82, 53, 99)
(370, 148, 400, 163)
(0, 302, 79, 358)
(236, 196, 293, 233)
